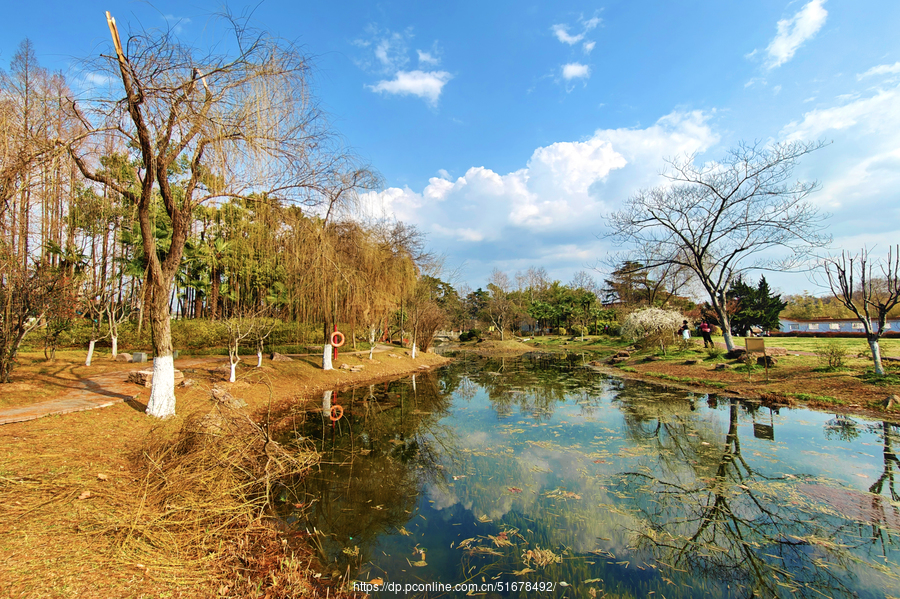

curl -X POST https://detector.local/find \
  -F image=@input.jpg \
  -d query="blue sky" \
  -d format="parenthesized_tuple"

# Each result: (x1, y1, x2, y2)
(4, 0, 899, 296)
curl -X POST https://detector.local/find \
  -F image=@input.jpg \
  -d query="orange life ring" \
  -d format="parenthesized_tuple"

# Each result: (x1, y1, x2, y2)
(331, 331, 345, 347)
(329, 404, 344, 422)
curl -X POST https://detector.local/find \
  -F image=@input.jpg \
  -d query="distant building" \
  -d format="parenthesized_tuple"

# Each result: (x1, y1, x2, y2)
(778, 317, 900, 333)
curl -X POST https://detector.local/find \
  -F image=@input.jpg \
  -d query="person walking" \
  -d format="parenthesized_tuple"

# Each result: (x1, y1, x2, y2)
(700, 321, 713, 348)
(678, 320, 691, 342)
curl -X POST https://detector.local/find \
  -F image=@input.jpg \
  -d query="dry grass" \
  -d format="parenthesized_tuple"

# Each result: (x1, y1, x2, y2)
(0, 347, 449, 598)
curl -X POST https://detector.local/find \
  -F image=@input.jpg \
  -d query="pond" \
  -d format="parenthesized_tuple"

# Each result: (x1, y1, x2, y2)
(279, 353, 900, 598)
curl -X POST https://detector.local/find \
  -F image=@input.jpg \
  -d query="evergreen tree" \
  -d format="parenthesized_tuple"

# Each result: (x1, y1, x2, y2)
(727, 275, 787, 335)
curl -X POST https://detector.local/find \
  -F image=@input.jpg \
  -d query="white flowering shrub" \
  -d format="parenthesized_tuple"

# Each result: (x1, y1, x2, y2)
(621, 307, 686, 354)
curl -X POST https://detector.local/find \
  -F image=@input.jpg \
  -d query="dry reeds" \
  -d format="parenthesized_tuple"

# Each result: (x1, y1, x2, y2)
(112, 405, 321, 595)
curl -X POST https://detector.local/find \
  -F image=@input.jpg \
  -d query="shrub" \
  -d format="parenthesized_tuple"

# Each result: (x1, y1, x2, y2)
(171, 319, 228, 350)
(816, 340, 848, 370)
(621, 307, 686, 355)
(591, 322, 620, 336)
(705, 347, 725, 360)
(459, 329, 482, 342)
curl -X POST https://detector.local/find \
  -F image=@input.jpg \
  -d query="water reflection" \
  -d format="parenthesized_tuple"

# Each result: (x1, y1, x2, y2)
(279, 353, 900, 598)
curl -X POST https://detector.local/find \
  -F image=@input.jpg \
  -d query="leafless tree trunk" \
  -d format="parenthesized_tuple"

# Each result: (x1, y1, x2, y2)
(606, 140, 830, 351)
(823, 247, 900, 376)
(69, 12, 364, 416)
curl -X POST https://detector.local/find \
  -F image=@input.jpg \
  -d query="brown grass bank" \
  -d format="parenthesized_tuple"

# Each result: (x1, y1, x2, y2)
(0, 347, 448, 598)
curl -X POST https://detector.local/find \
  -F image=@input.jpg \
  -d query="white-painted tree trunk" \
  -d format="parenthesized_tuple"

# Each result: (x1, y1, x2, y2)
(111, 336, 118, 358)
(85, 340, 96, 366)
(322, 389, 332, 414)
(411, 342, 417, 359)
(322, 343, 333, 370)
(411, 374, 416, 393)
(256, 350, 263, 368)
(869, 339, 885, 376)
(369, 328, 376, 360)
(229, 360, 237, 382)
(146, 355, 176, 418)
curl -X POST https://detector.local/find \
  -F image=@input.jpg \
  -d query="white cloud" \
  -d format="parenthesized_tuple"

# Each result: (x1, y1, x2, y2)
(81, 71, 115, 87)
(562, 62, 591, 80)
(356, 27, 450, 105)
(780, 82, 900, 233)
(782, 85, 900, 139)
(582, 16, 601, 30)
(765, 0, 828, 69)
(373, 32, 410, 72)
(358, 111, 719, 284)
(552, 16, 601, 45)
(367, 70, 453, 106)
(552, 24, 584, 45)
(857, 62, 900, 80)
(417, 49, 439, 66)
(162, 14, 191, 35)
(583, 41, 596, 54)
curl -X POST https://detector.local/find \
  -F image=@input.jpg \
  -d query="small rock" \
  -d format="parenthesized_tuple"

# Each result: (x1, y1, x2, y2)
(756, 355, 777, 367)
(97, 473, 108, 481)
(714, 363, 732, 370)
(340, 363, 352, 370)
(127, 370, 154, 386)
(608, 356, 629, 365)
(684, 359, 700, 365)
(884, 394, 899, 410)
(77, 490, 92, 500)
(724, 349, 746, 360)
(613, 351, 631, 358)
(128, 369, 184, 387)
(643, 356, 661, 362)
(210, 386, 247, 409)
(271, 352, 293, 362)
(115, 353, 133, 363)
(180, 378, 194, 388)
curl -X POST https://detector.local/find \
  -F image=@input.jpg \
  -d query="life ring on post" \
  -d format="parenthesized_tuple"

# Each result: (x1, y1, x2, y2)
(330, 331, 345, 348)
(329, 405, 344, 422)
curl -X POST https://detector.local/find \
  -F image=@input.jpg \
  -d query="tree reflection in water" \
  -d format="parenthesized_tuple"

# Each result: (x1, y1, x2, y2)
(617, 397, 900, 598)
(278, 370, 457, 578)
(267, 355, 899, 597)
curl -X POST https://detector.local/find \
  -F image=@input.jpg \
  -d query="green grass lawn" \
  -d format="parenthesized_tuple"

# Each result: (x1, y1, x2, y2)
(711, 335, 900, 356)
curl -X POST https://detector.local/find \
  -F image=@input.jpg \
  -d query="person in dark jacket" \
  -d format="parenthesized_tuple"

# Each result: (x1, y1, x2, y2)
(699, 321, 713, 348)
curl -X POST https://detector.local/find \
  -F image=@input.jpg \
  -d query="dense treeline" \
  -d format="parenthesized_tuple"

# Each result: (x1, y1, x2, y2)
(0, 37, 424, 386)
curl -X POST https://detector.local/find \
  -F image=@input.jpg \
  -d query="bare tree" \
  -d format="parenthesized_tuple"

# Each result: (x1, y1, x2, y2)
(606, 140, 830, 351)
(484, 269, 514, 341)
(69, 13, 362, 416)
(822, 246, 900, 376)
(1, 40, 81, 381)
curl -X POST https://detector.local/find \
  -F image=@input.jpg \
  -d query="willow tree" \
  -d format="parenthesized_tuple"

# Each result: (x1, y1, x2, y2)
(69, 13, 360, 417)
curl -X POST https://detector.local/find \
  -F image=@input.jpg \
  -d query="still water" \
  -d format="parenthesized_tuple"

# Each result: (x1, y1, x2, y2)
(281, 353, 900, 598)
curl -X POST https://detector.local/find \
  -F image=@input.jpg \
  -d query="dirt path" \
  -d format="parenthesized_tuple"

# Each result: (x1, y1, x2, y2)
(0, 347, 402, 425)
(0, 356, 226, 425)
